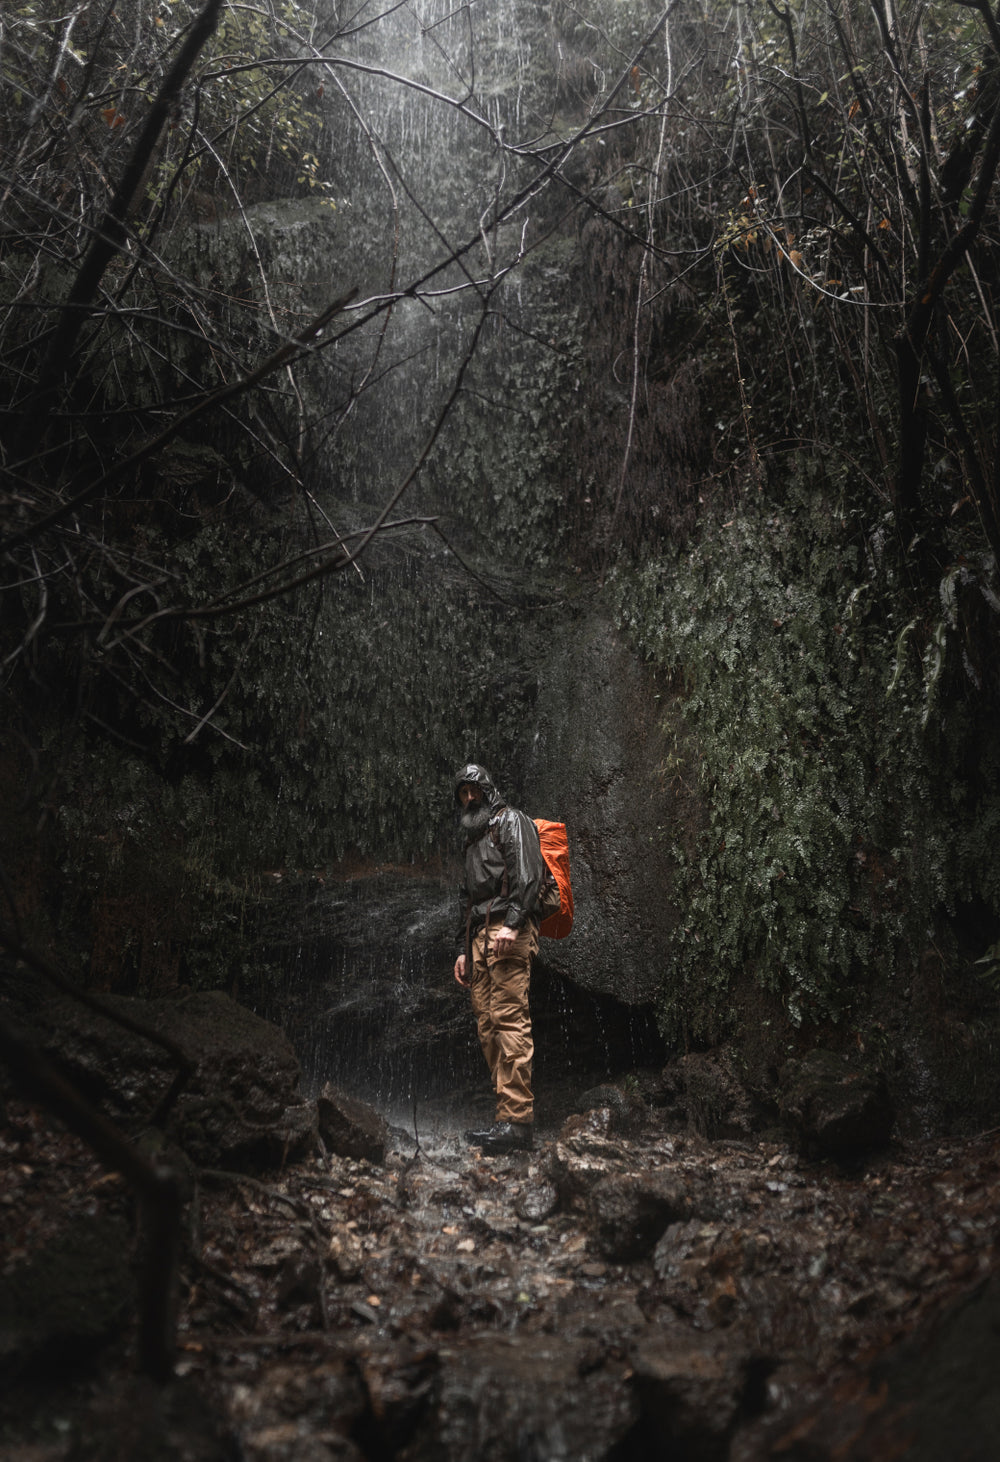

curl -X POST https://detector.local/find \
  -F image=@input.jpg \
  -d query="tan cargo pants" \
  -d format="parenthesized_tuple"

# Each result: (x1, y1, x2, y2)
(468, 918, 538, 1125)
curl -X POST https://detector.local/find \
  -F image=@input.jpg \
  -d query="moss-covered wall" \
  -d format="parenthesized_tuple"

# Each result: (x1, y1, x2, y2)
(610, 485, 1000, 1123)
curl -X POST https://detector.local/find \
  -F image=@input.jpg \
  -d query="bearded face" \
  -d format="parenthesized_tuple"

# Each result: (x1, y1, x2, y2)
(460, 799, 492, 837)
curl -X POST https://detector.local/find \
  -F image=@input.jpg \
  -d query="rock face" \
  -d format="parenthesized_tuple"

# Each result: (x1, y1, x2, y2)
(249, 862, 666, 1103)
(778, 1049, 894, 1161)
(30, 989, 317, 1171)
(173, 199, 347, 367)
(239, 598, 681, 1098)
(521, 601, 686, 1006)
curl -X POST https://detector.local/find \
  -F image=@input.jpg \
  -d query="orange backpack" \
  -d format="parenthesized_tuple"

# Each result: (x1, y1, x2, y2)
(534, 819, 574, 939)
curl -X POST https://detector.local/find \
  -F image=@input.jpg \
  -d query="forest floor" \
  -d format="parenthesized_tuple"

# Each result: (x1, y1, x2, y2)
(2, 1084, 1000, 1461)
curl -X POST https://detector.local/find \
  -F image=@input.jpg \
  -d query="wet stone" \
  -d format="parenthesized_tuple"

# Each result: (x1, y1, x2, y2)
(225, 1351, 367, 1462)
(559, 1109, 619, 1143)
(630, 1327, 765, 1462)
(653, 1218, 728, 1282)
(651, 1220, 748, 1326)
(6, 1093, 1000, 1461)
(588, 1171, 696, 1262)
(576, 1084, 647, 1135)
(778, 1049, 894, 1162)
(547, 1116, 635, 1208)
(422, 1332, 638, 1461)
(317, 1083, 388, 1164)
(326, 1231, 364, 1282)
(29, 988, 317, 1172)
(514, 1178, 560, 1223)
(730, 1272, 1000, 1460)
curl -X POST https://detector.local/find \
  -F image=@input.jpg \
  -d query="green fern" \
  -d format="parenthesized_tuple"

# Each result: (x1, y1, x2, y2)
(613, 483, 1000, 1040)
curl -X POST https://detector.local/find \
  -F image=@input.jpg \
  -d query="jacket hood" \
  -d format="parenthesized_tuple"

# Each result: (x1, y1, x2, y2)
(454, 763, 504, 810)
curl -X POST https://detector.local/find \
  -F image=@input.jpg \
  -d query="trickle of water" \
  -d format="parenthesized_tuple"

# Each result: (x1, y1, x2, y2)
(258, 875, 467, 1107)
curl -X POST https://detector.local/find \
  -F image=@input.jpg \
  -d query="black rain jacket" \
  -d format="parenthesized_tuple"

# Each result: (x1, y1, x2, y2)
(454, 763, 545, 948)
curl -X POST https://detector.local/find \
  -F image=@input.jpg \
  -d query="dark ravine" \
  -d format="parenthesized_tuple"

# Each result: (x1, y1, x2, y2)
(234, 587, 690, 1097)
(5, 8, 1000, 1457)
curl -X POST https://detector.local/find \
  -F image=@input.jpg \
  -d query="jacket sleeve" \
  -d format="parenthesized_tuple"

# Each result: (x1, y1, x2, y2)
(495, 809, 545, 929)
(454, 874, 469, 954)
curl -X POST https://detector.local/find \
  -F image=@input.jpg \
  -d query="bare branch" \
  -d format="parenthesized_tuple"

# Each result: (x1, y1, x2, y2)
(31, 0, 227, 402)
(2, 290, 358, 553)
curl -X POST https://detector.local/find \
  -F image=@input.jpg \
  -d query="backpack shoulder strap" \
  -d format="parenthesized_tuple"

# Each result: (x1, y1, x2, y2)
(488, 820, 510, 899)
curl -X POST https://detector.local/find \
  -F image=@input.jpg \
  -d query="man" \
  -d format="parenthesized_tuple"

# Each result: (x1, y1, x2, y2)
(452, 762, 550, 1155)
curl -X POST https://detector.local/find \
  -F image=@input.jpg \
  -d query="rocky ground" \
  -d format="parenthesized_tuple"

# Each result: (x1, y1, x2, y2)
(3, 1075, 1000, 1462)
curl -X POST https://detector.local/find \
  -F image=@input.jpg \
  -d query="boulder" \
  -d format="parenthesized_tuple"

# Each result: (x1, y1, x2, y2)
(588, 1171, 694, 1262)
(30, 989, 318, 1171)
(317, 1082, 388, 1163)
(547, 1112, 636, 1208)
(521, 602, 687, 1007)
(0, 1214, 133, 1373)
(631, 1327, 766, 1461)
(651, 1218, 749, 1327)
(413, 1332, 638, 1461)
(729, 1273, 1000, 1460)
(513, 1179, 560, 1223)
(778, 1049, 893, 1161)
(576, 1082, 647, 1136)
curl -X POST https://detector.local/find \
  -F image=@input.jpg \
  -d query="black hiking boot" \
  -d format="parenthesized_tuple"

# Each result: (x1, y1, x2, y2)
(466, 1121, 533, 1154)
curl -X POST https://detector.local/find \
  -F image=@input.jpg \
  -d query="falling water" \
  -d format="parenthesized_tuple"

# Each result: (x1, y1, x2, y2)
(245, 861, 664, 1126)
(216, 0, 683, 1116)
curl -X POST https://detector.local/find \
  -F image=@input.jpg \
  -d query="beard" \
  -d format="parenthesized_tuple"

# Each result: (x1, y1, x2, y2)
(460, 801, 492, 837)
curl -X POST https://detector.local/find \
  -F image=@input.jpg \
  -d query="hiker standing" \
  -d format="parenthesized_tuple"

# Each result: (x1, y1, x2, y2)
(452, 762, 554, 1155)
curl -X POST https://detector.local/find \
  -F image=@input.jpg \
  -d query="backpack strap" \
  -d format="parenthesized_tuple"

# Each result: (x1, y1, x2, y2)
(490, 816, 556, 917)
(488, 822, 510, 902)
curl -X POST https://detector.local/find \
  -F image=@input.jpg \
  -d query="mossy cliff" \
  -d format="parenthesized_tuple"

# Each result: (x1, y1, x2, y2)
(611, 493, 1000, 1128)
